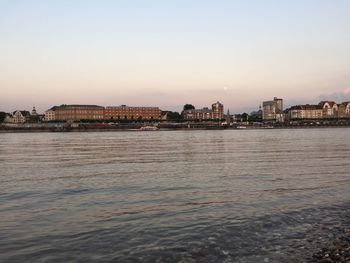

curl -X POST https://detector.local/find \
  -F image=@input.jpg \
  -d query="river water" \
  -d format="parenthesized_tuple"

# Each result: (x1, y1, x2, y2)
(0, 129, 349, 262)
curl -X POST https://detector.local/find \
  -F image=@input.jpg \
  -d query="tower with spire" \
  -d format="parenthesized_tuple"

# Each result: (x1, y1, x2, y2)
(226, 108, 231, 124)
(31, 106, 37, 116)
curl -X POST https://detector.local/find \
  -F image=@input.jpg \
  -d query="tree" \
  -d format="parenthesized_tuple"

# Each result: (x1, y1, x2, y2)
(249, 114, 262, 122)
(183, 104, 195, 111)
(0, 112, 6, 123)
(167, 111, 182, 121)
(241, 112, 249, 122)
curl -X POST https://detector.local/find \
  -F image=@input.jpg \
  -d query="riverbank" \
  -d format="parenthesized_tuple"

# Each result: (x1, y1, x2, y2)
(311, 230, 350, 262)
(1, 123, 350, 133)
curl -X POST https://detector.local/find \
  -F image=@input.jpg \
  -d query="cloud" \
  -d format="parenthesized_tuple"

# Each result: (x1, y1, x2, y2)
(318, 89, 350, 102)
(343, 87, 350, 94)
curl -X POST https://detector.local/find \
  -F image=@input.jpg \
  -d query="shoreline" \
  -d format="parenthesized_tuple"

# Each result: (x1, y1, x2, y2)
(311, 230, 350, 262)
(1, 125, 350, 133)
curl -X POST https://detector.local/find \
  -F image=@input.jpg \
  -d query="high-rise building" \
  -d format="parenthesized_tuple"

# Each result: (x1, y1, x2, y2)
(212, 101, 224, 119)
(274, 97, 283, 112)
(262, 97, 283, 122)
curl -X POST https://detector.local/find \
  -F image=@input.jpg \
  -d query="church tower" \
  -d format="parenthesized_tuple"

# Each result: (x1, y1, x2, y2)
(32, 106, 37, 116)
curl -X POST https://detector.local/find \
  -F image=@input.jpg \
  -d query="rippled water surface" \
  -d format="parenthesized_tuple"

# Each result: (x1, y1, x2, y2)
(0, 129, 350, 262)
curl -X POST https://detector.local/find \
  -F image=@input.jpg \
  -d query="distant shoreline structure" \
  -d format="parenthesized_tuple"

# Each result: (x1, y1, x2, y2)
(1, 121, 349, 133)
(1, 99, 350, 126)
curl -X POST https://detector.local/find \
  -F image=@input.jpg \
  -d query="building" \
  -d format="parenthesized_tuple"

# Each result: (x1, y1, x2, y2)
(183, 107, 213, 120)
(183, 101, 224, 120)
(212, 101, 224, 119)
(274, 98, 283, 112)
(12, 110, 31, 123)
(29, 106, 44, 122)
(262, 97, 283, 122)
(54, 105, 104, 121)
(287, 105, 323, 120)
(338, 102, 350, 118)
(285, 101, 350, 120)
(31, 106, 37, 116)
(104, 105, 161, 120)
(44, 106, 57, 122)
(318, 101, 338, 118)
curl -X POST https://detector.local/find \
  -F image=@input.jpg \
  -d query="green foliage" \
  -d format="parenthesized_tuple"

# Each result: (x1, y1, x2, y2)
(183, 104, 195, 111)
(241, 112, 249, 121)
(249, 115, 262, 122)
(167, 111, 183, 121)
(0, 112, 6, 123)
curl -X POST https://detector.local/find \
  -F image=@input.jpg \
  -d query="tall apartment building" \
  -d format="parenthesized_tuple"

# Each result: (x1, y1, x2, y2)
(54, 105, 105, 121)
(212, 101, 224, 119)
(104, 105, 161, 120)
(262, 97, 284, 122)
(183, 101, 224, 120)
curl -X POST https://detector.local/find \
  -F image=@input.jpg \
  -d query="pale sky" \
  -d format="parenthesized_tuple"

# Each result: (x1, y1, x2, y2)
(1, 0, 350, 113)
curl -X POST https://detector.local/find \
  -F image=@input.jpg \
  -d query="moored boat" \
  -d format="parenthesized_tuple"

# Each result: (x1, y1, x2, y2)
(140, 125, 159, 131)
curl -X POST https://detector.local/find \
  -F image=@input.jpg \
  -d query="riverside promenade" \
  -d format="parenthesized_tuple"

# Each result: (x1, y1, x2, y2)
(1, 120, 350, 133)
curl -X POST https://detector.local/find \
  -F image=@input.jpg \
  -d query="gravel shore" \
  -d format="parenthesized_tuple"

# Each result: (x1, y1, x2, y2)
(311, 229, 350, 262)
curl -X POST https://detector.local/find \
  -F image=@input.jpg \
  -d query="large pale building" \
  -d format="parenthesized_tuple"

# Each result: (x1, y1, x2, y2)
(105, 105, 161, 120)
(287, 105, 323, 120)
(286, 101, 350, 120)
(262, 97, 284, 122)
(44, 106, 57, 122)
(54, 105, 105, 121)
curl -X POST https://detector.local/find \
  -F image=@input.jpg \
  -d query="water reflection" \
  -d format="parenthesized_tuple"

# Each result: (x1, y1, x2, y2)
(0, 129, 349, 262)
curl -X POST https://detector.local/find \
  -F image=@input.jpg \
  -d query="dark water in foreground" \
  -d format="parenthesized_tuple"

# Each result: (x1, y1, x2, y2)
(0, 129, 349, 262)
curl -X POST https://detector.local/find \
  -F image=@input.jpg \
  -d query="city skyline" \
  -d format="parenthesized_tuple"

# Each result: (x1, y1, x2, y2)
(1, 0, 350, 113)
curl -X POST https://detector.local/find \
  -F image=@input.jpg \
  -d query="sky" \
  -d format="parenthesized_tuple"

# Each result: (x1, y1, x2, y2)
(1, 0, 350, 113)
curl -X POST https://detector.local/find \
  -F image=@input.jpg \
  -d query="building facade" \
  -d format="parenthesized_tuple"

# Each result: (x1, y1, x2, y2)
(338, 102, 350, 118)
(183, 101, 224, 120)
(12, 111, 31, 123)
(105, 105, 161, 120)
(318, 101, 338, 118)
(54, 105, 105, 121)
(287, 105, 323, 120)
(262, 97, 283, 122)
(286, 101, 350, 120)
(44, 107, 57, 122)
(212, 101, 224, 119)
(183, 107, 213, 120)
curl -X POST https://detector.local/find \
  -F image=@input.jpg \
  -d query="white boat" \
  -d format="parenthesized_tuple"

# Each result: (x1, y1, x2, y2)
(140, 126, 159, 131)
